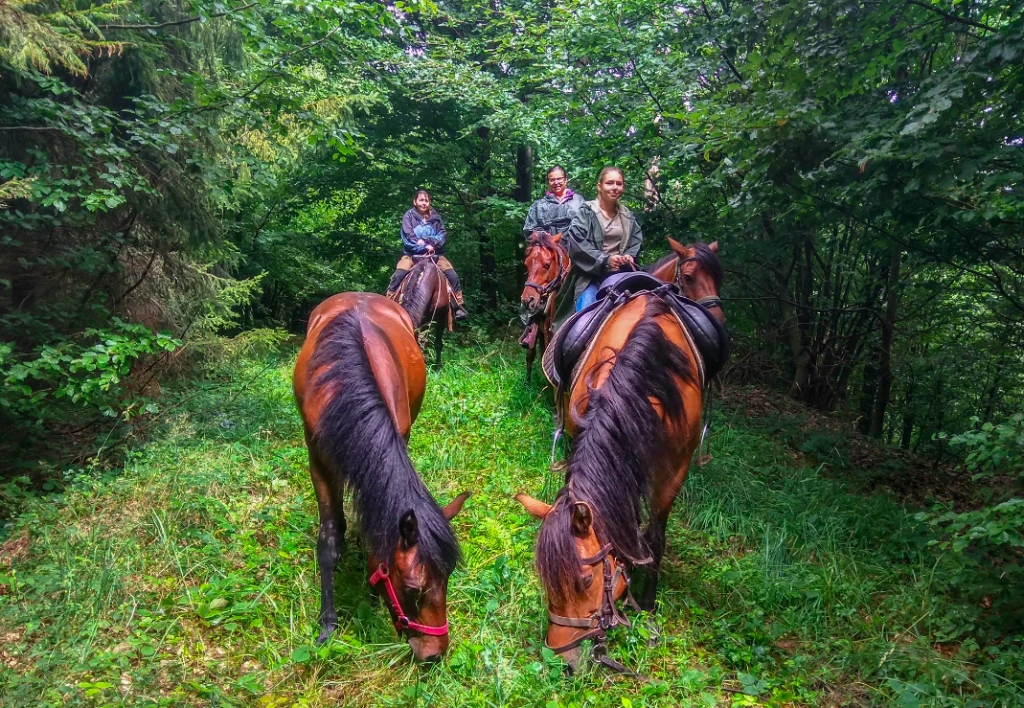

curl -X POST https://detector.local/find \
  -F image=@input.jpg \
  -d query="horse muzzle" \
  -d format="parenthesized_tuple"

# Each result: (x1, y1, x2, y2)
(519, 301, 543, 325)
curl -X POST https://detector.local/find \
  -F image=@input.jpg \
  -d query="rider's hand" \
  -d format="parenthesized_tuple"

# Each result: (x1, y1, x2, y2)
(610, 255, 625, 269)
(425, 244, 435, 255)
(416, 239, 425, 246)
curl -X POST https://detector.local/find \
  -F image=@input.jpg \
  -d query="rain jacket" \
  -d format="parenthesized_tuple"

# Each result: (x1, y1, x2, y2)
(552, 200, 643, 332)
(522, 190, 586, 237)
(401, 208, 448, 255)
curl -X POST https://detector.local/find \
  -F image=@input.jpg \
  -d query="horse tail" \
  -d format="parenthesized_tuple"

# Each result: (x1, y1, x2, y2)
(568, 296, 694, 564)
(307, 309, 458, 575)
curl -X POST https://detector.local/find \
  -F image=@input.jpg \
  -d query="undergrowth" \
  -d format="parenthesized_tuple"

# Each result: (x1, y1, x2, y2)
(1, 341, 1021, 707)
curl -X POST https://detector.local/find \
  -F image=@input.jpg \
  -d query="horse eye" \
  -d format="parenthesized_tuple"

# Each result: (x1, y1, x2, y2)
(579, 571, 594, 589)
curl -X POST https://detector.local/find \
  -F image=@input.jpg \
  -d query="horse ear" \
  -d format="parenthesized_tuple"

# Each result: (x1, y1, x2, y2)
(514, 493, 551, 519)
(550, 233, 562, 244)
(667, 237, 691, 257)
(571, 502, 593, 537)
(708, 240, 719, 253)
(442, 492, 470, 520)
(399, 510, 419, 549)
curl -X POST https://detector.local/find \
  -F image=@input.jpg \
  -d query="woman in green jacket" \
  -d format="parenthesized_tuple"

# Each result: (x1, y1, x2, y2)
(552, 166, 643, 332)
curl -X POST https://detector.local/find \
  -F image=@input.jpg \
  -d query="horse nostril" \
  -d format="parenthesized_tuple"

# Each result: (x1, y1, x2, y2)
(421, 652, 443, 664)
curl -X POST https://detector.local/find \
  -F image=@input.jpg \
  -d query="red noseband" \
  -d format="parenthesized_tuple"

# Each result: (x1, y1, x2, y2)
(368, 564, 450, 637)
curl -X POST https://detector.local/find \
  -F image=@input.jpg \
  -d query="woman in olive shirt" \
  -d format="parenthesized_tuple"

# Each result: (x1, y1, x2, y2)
(552, 166, 643, 331)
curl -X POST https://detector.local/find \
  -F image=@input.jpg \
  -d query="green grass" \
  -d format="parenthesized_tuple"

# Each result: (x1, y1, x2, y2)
(1, 341, 1022, 707)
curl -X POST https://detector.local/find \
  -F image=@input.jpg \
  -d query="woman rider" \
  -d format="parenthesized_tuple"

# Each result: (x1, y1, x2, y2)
(385, 189, 468, 320)
(522, 165, 586, 238)
(551, 166, 643, 332)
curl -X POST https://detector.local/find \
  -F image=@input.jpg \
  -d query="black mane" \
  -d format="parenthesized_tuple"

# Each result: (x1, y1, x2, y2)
(400, 258, 440, 329)
(536, 297, 695, 604)
(309, 310, 459, 577)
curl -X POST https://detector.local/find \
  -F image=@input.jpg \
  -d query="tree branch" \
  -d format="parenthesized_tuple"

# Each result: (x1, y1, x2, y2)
(99, 1, 260, 31)
(904, 0, 995, 33)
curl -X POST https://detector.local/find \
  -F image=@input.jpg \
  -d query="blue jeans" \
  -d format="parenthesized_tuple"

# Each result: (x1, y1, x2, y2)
(575, 282, 599, 311)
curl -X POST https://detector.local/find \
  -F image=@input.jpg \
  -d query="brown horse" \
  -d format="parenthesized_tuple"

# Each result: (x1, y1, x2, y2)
(516, 241, 725, 669)
(520, 232, 570, 384)
(645, 238, 724, 311)
(399, 254, 452, 370)
(294, 292, 469, 662)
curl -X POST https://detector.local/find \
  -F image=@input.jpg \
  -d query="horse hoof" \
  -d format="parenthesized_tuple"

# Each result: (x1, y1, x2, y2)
(317, 624, 338, 645)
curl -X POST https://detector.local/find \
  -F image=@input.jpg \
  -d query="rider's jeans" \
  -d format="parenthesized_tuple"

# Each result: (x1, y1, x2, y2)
(575, 282, 599, 311)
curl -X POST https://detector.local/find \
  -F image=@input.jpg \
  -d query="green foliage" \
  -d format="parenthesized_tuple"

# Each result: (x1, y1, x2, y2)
(1, 320, 179, 417)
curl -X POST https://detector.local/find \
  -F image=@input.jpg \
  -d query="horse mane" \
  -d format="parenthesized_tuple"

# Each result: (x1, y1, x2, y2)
(536, 297, 694, 605)
(308, 310, 459, 578)
(400, 258, 438, 329)
(527, 231, 567, 254)
(693, 242, 725, 288)
(643, 242, 724, 289)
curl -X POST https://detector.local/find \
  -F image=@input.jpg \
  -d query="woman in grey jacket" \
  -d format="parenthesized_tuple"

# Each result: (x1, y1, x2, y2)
(522, 165, 586, 238)
(552, 166, 643, 332)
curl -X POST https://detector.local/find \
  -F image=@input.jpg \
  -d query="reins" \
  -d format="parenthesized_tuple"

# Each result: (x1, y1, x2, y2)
(368, 564, 450, 637)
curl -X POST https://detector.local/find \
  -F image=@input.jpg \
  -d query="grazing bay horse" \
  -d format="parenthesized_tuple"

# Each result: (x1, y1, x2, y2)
(294, 292, 469, 661)
(397, 253, 452, 370)
(520, 232, 570, 384)
(516, 242, 725, 669)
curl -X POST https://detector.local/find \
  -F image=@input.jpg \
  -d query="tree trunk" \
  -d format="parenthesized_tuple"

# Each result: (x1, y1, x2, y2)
(476, 127, 497, 309)
(514, 144, 533, 289)
(870, 241, 901, 439)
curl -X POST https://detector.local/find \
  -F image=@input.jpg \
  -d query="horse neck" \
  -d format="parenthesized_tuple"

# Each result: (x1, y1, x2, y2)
(405, 260, 446, 328)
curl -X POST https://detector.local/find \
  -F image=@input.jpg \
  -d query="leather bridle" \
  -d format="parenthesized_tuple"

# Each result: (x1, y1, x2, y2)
(524, 234, 570, 309)
(675, 257, 722, 311)
(545, 539, 648, 676)
(368, 564, 449, 637)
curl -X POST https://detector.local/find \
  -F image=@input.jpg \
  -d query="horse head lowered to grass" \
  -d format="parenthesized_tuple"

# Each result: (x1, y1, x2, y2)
(518, 241, 726, 671)
(294, 292, 468, 661)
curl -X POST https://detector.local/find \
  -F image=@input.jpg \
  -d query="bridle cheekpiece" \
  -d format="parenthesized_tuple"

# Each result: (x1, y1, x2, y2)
(368, 563, 449, 637)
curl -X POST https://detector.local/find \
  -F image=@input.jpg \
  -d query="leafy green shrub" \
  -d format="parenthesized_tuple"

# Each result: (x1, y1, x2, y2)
(922, 415, 1024, 635)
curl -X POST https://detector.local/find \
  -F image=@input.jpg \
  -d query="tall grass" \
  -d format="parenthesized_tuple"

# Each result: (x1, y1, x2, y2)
(0, 341, 1020, 707)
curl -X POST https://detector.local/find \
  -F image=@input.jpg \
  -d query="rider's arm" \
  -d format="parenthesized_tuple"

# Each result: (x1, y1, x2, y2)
(522, 202, 541, 238)
(565, 208, 609, 275)
(401, 210, 426, 254)
(623, 216, 643, 260)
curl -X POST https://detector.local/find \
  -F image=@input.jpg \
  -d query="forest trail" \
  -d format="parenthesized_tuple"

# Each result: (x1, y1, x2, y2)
(0, 342, 1017, 707)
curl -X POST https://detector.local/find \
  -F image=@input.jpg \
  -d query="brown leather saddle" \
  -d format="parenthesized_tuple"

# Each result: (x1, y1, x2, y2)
(542, 271, 730, 390)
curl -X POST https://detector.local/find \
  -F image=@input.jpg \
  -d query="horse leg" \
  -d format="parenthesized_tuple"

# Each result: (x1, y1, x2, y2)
(433, 319, 444, 370)
(525, 339, 536, 384)
(637, 508, 670, 612)
(308, 443, 343, 643)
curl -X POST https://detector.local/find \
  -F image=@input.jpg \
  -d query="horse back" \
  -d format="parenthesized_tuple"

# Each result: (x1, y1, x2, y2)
(295, 292, 426, 437)
(568, 295, 703, 444)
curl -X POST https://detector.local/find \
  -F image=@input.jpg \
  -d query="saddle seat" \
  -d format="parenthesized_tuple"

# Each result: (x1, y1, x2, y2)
(542, 278, 731, 393)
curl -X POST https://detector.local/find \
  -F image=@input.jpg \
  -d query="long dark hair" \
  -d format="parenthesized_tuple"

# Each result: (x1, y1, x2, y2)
(536, 297, 693, 604)
(308, 310, 458, 577)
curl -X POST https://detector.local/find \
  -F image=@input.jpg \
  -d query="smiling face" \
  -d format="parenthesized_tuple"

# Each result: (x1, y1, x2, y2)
(596, 168, 624, 205)
(413, 192, 432, 215)
(369, 492, 469, 662)
(547, 168, 567, 197)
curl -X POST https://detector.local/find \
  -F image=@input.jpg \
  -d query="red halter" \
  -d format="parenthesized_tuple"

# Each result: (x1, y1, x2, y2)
(368, 564, 450, 636)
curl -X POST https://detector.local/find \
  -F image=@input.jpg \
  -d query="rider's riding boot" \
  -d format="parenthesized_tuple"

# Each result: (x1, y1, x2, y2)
(385, 268, 409, 301)
(443, 269, 468, 320)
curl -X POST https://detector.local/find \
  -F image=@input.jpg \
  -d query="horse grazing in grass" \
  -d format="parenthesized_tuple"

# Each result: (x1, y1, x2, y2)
(294, 292, 469, 662)
(519, 232, 570, 384)
(516, 242, 725, 670)
(397, 254, 452, 370)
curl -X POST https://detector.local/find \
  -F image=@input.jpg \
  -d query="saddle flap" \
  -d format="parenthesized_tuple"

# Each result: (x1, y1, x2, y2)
(667, 296, 730, 379)
(546, 296, 615, 389)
